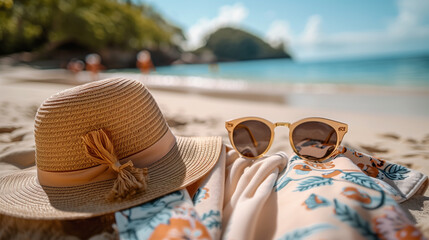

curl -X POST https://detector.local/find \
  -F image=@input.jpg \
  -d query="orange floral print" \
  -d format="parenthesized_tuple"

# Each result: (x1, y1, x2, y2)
(341, 187, 371, 204)
(358, 163, 380, 178)
(304, 161, 335, 169)
(369, 157, 385, 168)
(395, 225, 424, 240)
(202, 188, 210, 200)
(302, 194, 329, 210)
(149, 218, 211, 240)
(366, 166, 379, 178)
(373, 207, 425, 240)
(293, 164, 312, 171)
(322, 170, 342, 178)
(353, 151, 363, 158)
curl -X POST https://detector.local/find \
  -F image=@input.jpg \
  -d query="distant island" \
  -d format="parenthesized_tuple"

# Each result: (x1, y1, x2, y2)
(191, 27, 291, 63)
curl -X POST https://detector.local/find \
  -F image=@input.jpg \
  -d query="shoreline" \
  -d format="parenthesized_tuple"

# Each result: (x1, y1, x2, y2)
(3, 65, 429, 93)
(2, 66, 429, 117)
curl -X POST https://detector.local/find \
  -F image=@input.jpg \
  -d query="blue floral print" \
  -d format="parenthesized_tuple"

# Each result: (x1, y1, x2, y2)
(277, 224, 336, 240)
(201, 210, 222, 229)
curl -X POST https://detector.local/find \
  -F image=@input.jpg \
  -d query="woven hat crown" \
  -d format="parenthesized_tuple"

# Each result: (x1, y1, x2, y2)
(35, 78, 169, 171)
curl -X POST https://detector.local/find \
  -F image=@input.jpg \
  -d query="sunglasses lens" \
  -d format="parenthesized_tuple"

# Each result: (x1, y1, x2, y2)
(292, 121, 337, 160)
(232, 120, 271, 158)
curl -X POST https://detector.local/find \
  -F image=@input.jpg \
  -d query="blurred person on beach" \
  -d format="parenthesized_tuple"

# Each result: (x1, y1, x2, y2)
(137, 50, 155, 74)
(85, 53, 104, 81)
(209, 63, 219, 73)
(66, 58, 85, 83)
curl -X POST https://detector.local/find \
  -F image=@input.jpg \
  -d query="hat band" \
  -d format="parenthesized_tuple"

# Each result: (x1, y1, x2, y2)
(37, 129, 176, 187)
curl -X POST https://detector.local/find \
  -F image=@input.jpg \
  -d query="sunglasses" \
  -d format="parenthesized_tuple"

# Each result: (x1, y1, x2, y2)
(225, 117, 348, 161)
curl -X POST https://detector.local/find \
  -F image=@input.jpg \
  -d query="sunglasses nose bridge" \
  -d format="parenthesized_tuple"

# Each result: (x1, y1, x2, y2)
(275, 122, 290, 128)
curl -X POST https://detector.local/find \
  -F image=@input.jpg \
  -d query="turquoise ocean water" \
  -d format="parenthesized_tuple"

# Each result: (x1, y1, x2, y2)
(149, 54, 429, 88)
(110, 54, 429, 116)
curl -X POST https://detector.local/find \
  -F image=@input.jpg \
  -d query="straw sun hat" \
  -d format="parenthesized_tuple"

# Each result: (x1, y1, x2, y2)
(0, 77, 222, 219)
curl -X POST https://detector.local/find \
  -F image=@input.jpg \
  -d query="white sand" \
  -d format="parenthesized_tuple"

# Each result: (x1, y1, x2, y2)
(1, 66, 428, 237)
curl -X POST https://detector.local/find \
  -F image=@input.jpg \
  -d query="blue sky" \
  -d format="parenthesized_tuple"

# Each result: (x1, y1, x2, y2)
(143, 0, 429, 61)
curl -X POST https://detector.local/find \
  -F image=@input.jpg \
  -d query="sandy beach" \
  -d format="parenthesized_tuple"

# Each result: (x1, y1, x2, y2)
(1, 66, 429, 237)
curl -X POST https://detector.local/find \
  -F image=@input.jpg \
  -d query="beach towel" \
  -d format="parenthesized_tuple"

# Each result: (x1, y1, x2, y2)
(115, 145, 428, 240)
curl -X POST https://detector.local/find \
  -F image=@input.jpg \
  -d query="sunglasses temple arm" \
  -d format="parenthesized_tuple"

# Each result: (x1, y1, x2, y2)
(235, 125, 259, 147)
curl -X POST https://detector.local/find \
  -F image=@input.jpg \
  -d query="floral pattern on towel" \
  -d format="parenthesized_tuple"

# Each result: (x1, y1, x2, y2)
(149, 207, 211, 240)
(193, 187, 210, 204)
(302, 194, 330, 210)
(200, 210, 222, 230)
(272, 147, 426, 240)
(338, 146, 410, 181)
(116, 190, 211, 240)
(277, 224, 336, 240)
(373, 206, 424, 240)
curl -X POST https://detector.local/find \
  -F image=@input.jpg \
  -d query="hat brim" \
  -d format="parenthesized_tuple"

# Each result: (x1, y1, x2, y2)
(0, 136, 222, 220)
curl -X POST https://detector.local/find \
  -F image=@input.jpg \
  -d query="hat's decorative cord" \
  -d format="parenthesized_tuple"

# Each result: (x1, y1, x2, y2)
(82, 129, 148, 201)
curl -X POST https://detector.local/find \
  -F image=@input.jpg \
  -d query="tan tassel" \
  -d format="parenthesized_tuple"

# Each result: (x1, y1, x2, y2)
(82, 129, 149, 201)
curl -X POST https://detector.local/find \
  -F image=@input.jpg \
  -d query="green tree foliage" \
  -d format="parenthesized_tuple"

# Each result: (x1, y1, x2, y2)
(0, 0, 184, 55)
(197, 27, 291, 61)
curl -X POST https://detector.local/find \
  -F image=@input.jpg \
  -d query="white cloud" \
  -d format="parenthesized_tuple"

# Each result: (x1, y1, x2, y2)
(300, 15, 322, 45)
(184, 3, 248, 50)
(267, 0, 429, 60)
(265, 20, 293, 47)
(389, 0, 429, 37)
